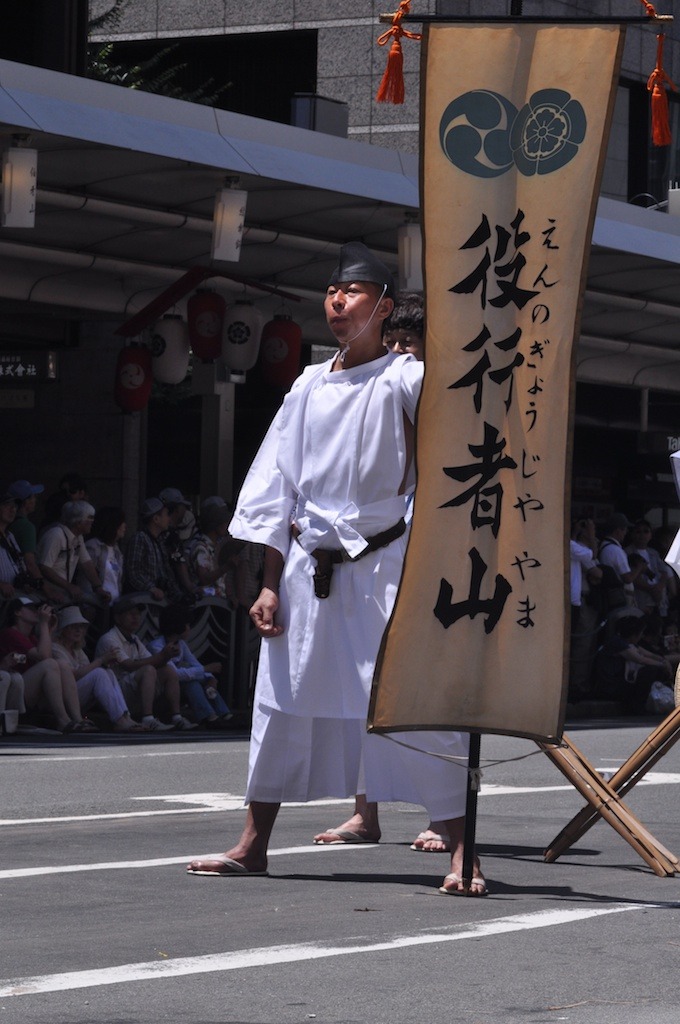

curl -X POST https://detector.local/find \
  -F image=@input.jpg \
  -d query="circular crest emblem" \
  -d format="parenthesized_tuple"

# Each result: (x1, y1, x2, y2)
(226, 320, 251, 346)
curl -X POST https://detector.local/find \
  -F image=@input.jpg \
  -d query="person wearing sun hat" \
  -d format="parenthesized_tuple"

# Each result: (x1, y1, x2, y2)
(52, 605, 145, 733)
(186, 242, 481, 895)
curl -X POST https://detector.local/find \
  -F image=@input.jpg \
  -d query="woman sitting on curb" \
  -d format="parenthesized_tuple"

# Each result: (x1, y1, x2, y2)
(0, 598, 95, 733)
(52, 605, 146, 733)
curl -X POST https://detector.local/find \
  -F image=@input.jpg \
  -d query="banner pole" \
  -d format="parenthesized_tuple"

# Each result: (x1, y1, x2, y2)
(462, 732, 481, 887)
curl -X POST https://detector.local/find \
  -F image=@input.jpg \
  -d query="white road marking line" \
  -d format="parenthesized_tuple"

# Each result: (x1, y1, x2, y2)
(0, 795, 353, 827)
(3, 772, 677, 828)
(0, 842, 376, 880)
(0, 904, 648, 997)
(0, 749, 233, 763)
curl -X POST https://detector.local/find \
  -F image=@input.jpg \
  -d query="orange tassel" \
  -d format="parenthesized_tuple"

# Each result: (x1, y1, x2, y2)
(647, 34, 677, 147)
(377, 38, 405, 104)
(376, 2, 421, 105)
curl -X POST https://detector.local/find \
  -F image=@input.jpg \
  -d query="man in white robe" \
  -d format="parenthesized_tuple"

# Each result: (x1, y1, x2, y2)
(187, 243, 485, 895)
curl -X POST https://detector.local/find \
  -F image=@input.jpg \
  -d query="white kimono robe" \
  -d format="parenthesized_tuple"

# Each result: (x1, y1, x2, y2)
(230, 352, 469, 817)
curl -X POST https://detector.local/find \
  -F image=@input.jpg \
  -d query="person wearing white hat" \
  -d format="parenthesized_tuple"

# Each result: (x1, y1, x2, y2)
(37, 501, 111, 606)
(52, 606, 145, 733)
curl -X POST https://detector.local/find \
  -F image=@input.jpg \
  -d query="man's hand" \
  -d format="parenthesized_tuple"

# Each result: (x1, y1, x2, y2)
(98, 649, 119, 667)
(250, 587, 284, 638)
(158, 641, 180, 664)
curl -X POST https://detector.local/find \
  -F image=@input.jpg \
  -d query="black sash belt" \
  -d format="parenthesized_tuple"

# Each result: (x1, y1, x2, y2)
(293, 519, 406, 599)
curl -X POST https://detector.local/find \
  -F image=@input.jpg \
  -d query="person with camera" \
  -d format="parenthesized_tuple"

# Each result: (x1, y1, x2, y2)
(0, 598, 96, 733)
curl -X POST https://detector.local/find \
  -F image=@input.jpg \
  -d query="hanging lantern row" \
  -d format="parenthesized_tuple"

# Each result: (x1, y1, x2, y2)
(187, 291, 302, 389)
(114, 296, 303, 411)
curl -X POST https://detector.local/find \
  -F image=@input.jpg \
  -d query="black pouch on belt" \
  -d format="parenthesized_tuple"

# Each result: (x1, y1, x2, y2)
(312, 550, 334, 599)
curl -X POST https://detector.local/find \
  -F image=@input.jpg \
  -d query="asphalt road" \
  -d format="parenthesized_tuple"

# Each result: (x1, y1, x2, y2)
(1, 717, 679, 1024)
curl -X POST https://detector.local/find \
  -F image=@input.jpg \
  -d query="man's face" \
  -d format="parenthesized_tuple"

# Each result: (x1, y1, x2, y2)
(384, 329, 424, 361)
(116, 607, 143, 634)
(324, 281, 390, 344)
(73, 515, 94, 536)
(154, 508, 171, 532)
(631, 523, 652, 547)
(167, 503, 186, 528)
(0, 498, 18, 526)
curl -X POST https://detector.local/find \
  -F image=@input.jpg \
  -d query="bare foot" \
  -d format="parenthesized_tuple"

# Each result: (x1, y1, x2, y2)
(439, 872, 487, 896)
(313, 812, 381, 845)
(187, 842, 268, 876)
(439, 815, 486, 896)
(411, 828, 451, 853)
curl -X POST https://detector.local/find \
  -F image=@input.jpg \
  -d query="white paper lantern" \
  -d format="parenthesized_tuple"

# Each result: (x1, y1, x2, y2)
(222, 301, 263, 380)
(150, 314, 190, 384)
(398, 222, 423, 293)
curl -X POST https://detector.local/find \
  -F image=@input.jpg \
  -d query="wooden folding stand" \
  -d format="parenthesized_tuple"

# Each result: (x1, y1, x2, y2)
(538, 706, 680, 877)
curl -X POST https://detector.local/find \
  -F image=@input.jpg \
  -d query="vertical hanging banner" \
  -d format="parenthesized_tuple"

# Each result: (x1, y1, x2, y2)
(369, 22, 625, 743)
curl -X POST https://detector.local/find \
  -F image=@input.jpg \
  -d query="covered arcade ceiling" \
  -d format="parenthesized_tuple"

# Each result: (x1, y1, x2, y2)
(0, 57, 680, 390)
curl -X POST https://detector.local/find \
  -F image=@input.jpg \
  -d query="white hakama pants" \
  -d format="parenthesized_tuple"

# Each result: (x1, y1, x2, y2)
(245, 701, 470, 821)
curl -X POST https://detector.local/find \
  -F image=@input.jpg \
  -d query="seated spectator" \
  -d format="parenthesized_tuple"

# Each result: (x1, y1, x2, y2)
(0, 598, 94, 733)
(40, 473, 87, 535)
(147, 604, 232, 730)
(0, 653, 26, 731)
(594, 614, 674, 714)
(188, 503, 236, 601)
(158, 488, 201, 599)
(123, 498, 183, 603)
(52, 605, 145, 733)
(83, 506, 126, 603)
(94, 594, 195, 731)
(37, 501, 111, 606)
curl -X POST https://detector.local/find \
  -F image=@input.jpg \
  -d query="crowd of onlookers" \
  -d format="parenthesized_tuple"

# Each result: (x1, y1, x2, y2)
(3, 469, 678, 735)
(570, 511, 680, 715)
(0, 473, 263, 737)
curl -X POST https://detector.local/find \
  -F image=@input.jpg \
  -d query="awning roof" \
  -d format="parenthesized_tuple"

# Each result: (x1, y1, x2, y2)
(0, 57, 679, 384)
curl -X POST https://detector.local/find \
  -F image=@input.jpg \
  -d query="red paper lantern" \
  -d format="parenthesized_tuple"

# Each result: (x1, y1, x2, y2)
(259, 314, 302, 388)
(187, 289, 226, 362)
(114, 344, 153, 413)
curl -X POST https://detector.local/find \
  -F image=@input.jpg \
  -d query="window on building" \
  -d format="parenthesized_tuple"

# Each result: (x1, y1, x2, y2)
(94, 31, 318, 125)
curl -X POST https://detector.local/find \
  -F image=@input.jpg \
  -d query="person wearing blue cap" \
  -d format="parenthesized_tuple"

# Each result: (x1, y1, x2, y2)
(187, 242, 483, 895)
(7, 480, 45, 591)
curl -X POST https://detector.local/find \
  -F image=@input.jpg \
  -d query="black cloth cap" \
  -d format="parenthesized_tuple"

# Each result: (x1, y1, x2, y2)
(328, 242, 395, 299)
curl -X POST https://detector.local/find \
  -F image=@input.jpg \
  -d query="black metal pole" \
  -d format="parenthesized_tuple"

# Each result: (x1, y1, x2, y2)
(462, 731, 481, 887)
(510, 0, 523, 15)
